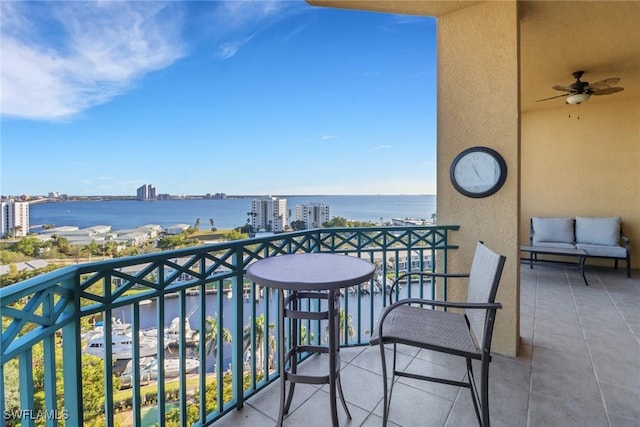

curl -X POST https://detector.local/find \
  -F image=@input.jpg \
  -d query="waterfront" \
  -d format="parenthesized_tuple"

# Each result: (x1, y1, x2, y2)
(30, 195, 436, 230)
(111, 280, 431, 375)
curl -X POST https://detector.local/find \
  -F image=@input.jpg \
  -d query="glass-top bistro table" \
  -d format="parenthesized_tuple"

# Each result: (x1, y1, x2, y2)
(246, 253, 375, 427)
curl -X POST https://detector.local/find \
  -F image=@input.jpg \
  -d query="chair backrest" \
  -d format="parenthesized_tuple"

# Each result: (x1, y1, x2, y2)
(465, 242, 506, 348)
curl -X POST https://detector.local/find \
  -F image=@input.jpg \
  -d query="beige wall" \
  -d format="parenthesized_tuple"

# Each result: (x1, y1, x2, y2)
(437, 1, 520, 356)
(310, 0, 637, 359)
(521, 96, 640, 267)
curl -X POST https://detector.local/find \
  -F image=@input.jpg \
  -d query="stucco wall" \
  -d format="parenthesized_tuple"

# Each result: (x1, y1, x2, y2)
(521, 96, 640, 268)
(437, 1, 520, 356)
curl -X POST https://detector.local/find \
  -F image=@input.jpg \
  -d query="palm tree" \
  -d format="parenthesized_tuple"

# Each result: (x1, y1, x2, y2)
(209, 218, 216, 231)
(243, 314, 276, 371)
(325, 309, 356, 344)
(194, 218, 201, 230)
(202, 316, 232, 358)
(103, 241, 118, 258)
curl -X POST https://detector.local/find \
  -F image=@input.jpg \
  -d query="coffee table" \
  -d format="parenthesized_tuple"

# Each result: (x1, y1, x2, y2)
(520, 245, 589, 285)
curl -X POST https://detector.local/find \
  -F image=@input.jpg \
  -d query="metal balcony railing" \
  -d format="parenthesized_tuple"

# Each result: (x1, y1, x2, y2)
(1, 225, 458, 427)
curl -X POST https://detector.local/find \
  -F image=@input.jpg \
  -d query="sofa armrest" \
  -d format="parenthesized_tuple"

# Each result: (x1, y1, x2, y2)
(622, 234, 630, 250)
(620, 224, 630, 248)
(529, 219, 534, 245)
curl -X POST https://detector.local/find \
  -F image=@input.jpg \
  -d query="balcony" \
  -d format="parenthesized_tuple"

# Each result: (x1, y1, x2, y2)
(214, 265, 640, 427)
(1, 226, 456, 426)
(2, 225, 638, 426)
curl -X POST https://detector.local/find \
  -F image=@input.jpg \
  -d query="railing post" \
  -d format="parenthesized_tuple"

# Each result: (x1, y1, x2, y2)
(62, 277, 82, 427)
(232, 245, 245, 410)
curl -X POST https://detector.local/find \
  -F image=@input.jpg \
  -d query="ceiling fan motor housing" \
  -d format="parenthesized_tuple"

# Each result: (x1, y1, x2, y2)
(570, 80, 589, 93)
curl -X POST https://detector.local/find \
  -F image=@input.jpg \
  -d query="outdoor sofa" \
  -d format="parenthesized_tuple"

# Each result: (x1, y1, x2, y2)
(525, 216, 631, 279)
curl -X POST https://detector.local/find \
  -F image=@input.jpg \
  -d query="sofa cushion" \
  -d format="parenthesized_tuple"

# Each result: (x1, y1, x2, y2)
(575, 243, 627, 258)
(575, 216, 621, 246)
(532, 242, 577, 250)
(532, 217, 575, 245)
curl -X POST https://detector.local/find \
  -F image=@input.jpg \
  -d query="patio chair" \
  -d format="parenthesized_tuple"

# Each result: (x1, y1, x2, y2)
(370, 241, 505, 427)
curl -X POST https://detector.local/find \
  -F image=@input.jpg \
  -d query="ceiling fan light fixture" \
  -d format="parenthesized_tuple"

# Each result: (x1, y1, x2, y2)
(566, 93, 591, 105)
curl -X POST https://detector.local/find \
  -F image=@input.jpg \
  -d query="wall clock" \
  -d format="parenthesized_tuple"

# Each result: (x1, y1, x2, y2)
(450, 146, 507, 198)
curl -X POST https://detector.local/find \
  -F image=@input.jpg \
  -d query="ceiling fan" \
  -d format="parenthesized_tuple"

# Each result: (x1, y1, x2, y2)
(536, 70, 624, 104)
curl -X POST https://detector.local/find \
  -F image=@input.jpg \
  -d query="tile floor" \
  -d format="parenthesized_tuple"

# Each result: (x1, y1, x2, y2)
(215, 265, 639, 427)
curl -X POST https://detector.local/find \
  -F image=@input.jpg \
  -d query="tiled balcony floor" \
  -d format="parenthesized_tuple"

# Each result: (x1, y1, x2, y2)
(216, 265, 639, 427)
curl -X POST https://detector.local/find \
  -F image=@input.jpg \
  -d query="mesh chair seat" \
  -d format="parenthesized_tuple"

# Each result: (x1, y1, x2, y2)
(370, 305, 480, 359)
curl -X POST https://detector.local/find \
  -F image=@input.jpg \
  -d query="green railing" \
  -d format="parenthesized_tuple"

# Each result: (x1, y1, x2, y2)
(1, 225, 458, 426)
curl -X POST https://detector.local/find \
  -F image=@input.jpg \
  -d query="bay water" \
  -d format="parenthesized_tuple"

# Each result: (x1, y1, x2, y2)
(33, 195, 436, 373)
(30, 195, 436, 231)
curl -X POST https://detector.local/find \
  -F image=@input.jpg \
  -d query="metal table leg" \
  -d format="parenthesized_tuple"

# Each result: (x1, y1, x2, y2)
(579, 255, 589, 286)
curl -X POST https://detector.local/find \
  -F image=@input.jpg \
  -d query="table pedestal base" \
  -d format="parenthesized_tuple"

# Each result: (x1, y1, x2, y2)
(277, 289, 351, 427)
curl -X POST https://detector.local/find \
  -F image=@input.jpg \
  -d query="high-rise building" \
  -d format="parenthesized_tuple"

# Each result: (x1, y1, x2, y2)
(250, 197, 287, 232)
(136, 184, 157, 201)
(1, 199, 30, 238)
(296, 203, 330, 229)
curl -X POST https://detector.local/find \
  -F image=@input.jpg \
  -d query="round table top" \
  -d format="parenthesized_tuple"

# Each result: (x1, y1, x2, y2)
(245, 253, 375, 291)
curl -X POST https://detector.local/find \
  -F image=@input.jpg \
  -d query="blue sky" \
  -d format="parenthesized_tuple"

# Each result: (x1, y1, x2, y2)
(1, 1, 436, 197)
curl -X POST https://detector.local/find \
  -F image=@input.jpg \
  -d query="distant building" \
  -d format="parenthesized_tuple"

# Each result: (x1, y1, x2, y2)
(296, 203, 330, 229)
(136, 184, 157, 201)
(205, 193, 227, 200)
(48, 192, 59, 198)
(166, 224, 191, 235)
(1, 199, 29, 238)
(392, 218, 428, 226)
(250, 197, 287, 232)
(0, 259, 49, 276)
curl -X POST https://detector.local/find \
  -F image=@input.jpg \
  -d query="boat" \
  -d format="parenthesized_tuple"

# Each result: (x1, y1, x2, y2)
(165, 316, 200, 347)
(81, 317, 132, 341)
(142, 315, 201, 347)
(119, 356, 200, 388)
(83, 331, 161, 360)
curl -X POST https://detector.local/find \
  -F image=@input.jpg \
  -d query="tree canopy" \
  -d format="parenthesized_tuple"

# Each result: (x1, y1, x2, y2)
(322, 216, 377, 228)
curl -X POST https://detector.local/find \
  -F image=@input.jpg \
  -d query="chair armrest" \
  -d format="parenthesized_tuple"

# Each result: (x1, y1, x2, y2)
(377, 298, 503, 338)
(388, 271, 470, 304)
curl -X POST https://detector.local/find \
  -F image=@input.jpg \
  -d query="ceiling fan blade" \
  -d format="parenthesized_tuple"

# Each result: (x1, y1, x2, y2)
(536, 93, 569, 102)
(591, 87, 624, 96)
(587, 78, 620, 90)
(552, 85, 573, 92)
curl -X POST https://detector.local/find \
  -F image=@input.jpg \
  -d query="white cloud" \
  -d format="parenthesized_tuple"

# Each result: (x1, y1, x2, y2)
(372, 144, 392, 151)
(216, 0, 299, 29)
(0, 1, 185, 121)
(209, 0, 309, 60)
(216, 35, 255, 60)
(321, 135, 338, 141)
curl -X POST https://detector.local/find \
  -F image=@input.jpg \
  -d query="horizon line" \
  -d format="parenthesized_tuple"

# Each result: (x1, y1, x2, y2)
(12, 193, 437, 200)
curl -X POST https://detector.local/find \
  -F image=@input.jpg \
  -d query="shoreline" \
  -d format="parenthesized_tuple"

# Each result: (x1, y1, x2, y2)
(24, 193, 435, 205)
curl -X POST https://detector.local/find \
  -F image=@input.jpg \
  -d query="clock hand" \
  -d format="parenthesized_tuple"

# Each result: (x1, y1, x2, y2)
(471, 163, 483, 182)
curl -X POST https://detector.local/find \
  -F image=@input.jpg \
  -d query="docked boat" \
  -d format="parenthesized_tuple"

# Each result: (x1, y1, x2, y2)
(83, 331, 160, 360)
(81, 317, 131, 341)
(140, 316, 200, 347)
(164, 317, 200, 347)
(119, 356, 200, 388)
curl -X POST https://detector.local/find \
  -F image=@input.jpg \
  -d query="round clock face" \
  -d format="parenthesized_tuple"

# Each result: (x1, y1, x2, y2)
(450, 147, 507, 198)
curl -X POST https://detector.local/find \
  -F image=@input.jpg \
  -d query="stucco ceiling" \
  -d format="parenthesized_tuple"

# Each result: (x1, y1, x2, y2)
(307, 1, 640, 112)
(520, 1, 640, 111)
